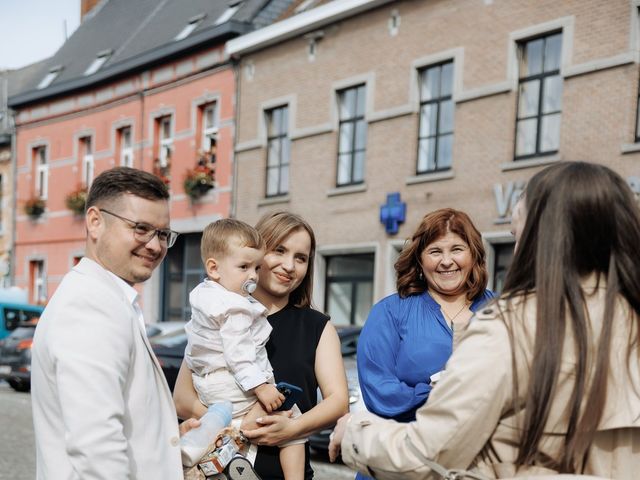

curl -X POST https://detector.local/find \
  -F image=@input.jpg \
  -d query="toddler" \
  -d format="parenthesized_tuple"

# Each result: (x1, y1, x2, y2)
(184, 218, 304, 479)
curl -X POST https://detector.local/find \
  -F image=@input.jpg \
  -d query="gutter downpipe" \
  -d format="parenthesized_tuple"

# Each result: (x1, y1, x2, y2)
(230, 55, 241, 220)
(9, 107, 17, 287)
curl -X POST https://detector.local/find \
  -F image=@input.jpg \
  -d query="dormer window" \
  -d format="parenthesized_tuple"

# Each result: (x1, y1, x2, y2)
(175, 13, 205, 41)
(295, 0, 319, 13)
(215, 1, 241, 25)
(84, 50, 112, 76)
(37, 66, 63, 90)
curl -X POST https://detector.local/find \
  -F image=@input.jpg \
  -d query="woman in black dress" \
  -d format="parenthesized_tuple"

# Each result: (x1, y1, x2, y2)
(174, 211, 349, 479)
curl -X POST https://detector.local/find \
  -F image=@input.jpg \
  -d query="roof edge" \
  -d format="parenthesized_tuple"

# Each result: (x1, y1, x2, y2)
(9, 20, 252, 109)
(226, 0, 395, 57)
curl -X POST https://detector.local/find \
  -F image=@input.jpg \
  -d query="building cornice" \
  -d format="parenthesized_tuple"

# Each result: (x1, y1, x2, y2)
(226, 0, 395, 57)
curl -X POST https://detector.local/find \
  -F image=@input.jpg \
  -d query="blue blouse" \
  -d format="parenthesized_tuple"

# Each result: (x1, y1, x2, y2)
(354, 289, 494, 480)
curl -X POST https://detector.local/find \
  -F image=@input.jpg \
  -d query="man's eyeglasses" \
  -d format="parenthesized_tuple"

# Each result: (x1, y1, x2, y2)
(100, 209, 179, 248)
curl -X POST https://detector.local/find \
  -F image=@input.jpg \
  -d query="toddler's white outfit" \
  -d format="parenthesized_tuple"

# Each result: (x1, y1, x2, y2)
(185, 279, 304, 446)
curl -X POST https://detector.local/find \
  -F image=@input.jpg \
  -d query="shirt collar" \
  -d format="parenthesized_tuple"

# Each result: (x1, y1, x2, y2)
(105, 270, 139, 306)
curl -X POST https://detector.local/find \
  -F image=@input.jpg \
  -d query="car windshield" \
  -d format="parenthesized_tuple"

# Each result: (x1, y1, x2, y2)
(337, 327, 360, 357)
(145, 325, 162, 338)
(8, 326, 36, 339)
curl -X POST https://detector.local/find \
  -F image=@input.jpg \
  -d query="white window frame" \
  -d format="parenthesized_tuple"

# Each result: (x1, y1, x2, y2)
(175, 14, 205, 41)
(265, 105, 290, 197)
(159, 116, 173, 168)
(37, 66, 62, 90)
(336, 84, 367, 186)
(0, 173, 4, 234)
(483, 233, 516, 292)
(202, 103, 219, 151)
(35, 146, 48, 200)
(119, 126, 133, 167)
(84, 50, 112, 76)
(215, 2, 241, 25)
(81, 137, 94, 187)
(31, 260, 46, 304)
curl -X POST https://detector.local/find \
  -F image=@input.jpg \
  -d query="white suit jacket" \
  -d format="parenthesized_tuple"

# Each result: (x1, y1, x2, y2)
(31, 258, 183, 480)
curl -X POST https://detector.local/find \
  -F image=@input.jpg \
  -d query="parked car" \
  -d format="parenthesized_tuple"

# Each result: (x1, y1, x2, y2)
(0, 322, 38, 392)
(150, 328, 188, 391)
(0, 288, 44, 340)
(0, 303, 43, 340)
(309, 325, 364, 451)
(145, 321, 188, 341)
(150, 323, 364, 450)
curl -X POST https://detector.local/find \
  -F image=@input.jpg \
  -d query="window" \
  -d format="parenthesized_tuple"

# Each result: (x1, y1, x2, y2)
(175, 14, 205, 41)
(33, 146, 48, 199)
(491, 243, 514, 294)
(265, 106, 290, 197)
(3, 307, 41, 331)
(118, 126, 133, 167)
(37, 66, 62, 90)
(337, 85, 367, 186)
(515, 33, 563, 159)
(157, 116, 173, 168)
(417, 62, 454, 173)
(84, 50, 111, 76)
(162, 233, 204, 321)
(295, 0, 319, 13)
(635, 77, 640, 141)
(325, 254, 374, 326)
(80, 136, 94, 186)
(0, 174, 3, 233)
(215, 2, 241, 25)
(201, 103, 218, 152)
(29, 260, 46, 304)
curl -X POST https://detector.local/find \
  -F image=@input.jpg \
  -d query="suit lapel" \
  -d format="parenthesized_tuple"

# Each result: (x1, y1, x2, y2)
(75, 258, 170, 390)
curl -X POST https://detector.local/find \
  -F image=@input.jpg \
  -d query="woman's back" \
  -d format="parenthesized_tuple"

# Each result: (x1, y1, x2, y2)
(470, 279, 640, 478)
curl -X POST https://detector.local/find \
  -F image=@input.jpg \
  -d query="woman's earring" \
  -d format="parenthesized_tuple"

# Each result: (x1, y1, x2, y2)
(418, 270, 424, 281)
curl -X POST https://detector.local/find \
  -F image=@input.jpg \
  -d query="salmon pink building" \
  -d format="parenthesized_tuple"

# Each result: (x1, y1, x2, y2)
(8, 0, 294, 322)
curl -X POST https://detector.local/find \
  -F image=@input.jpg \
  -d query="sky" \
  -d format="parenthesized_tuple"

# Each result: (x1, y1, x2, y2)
(0, 0, 80, 70)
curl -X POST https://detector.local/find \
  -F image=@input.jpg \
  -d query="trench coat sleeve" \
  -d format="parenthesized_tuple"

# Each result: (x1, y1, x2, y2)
(357, 298, 431, 419)
(342, 316, 512, 480)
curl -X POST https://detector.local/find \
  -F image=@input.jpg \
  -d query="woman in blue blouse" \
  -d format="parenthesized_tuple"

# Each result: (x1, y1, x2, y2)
(355, 208, 494, 478)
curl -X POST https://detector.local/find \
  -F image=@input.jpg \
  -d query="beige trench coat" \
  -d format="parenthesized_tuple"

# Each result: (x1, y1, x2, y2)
(342, 279, 640, 479)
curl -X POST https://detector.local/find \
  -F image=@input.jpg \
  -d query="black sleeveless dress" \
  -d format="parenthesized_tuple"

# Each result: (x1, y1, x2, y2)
(253, 304, 329, 480)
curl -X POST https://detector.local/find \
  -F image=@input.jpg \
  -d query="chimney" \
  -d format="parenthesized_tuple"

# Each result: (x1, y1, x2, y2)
(81, 0, 101, 21)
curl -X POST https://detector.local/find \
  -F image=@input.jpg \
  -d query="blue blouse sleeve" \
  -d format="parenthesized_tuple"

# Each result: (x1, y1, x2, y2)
(357, 297, 431, 420)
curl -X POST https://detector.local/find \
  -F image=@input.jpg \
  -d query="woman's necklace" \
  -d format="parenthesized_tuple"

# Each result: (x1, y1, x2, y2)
(441, 301, 469, 328)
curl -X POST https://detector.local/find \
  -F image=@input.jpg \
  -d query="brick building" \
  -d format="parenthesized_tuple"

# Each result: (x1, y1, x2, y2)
(228, 0, 640, 325)
(8, 0, 295, 321)
(0, 69, 13, 286)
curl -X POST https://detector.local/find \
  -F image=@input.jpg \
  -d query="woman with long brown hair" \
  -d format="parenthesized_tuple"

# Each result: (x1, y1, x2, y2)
(329, 161, 640, 479)
(174, 211, 348, 479)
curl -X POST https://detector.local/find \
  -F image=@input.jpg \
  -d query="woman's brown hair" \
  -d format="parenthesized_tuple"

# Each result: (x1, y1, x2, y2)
(395, 208, 488, 299)
(254, 211, 317, 308)
(502, 161, 640, 472)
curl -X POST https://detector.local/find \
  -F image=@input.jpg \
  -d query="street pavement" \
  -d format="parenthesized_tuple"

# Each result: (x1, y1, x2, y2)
(0, 381, 354, 480)
(0, 382, 35, 480)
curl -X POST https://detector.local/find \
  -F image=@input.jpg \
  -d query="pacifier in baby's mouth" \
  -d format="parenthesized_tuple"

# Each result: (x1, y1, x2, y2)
(242, 280, 257, 294)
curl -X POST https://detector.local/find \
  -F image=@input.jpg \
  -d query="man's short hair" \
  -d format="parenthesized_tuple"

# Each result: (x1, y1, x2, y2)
(201, 219, 265, 264)
(86, 167, 169, 210)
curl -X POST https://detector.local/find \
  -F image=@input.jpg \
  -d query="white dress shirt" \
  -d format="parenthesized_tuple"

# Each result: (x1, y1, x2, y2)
(185, 279, 273, 391)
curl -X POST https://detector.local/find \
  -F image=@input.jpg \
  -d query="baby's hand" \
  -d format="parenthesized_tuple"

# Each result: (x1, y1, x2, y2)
(254, 383, 285, 413)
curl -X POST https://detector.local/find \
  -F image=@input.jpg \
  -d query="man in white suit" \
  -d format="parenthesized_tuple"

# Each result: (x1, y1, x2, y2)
(31, 167, 190, 479)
